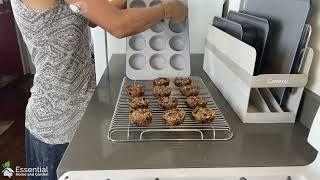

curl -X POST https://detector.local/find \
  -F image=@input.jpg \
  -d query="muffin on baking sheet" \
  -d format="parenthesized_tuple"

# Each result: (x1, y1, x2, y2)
(127, 84, 145, 97)
(180, 85, 200, 97)
(153, 86, 172, 98)
(186, 96, 208, 108)
(129, 109, 153, 127)
(192, 107, 215, 124)
(174, 77, 192, 87)
(153, 77, 170, 87)
(158, 96, 178, 110)
(163, 109, 186, 126)
(128, 97, 149, 110)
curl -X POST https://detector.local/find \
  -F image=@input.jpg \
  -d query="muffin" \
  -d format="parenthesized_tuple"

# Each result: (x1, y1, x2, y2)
(153, 77, 170, 87)
(180, 85, 200, 97)
(163, 109, 186, 126)
(158, 97, 178, 110)
(127, 84, 144, 97)
(153, 86, 172, 98)
(128, 97, 149, 110)
(186, 96, 208, 108)
(174, 77, 192, 87)
(192, 107, 215, 124)
(129, 109, 153, 127)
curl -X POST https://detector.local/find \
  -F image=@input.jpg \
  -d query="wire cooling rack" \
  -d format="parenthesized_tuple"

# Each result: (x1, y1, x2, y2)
(108, 77, 233, 142)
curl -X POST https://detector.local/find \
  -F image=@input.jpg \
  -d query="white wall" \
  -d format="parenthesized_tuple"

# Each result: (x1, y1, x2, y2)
(107, 0, 225, 60)
(91, 27, 108, 83)
(307, 0, 320, 96)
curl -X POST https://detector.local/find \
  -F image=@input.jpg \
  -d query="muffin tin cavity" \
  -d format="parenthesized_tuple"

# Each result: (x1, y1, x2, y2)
(130, 0, 146, 8)
(170, 54, 185, 70)
(150, 54, 166, 70)
(126, 0, 190, 80)
(169, 21, 186, 33)
(129, 54, 147, 70)
(151, 22, 166, 33)
(129, 35, 146, 51)
(149, 0, 162, 6)
(150, 35, 166, 51)
(169, 35, 185, 51)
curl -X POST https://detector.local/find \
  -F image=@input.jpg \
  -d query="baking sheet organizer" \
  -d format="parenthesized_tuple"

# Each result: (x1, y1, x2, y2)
(126, 0, 191, 80)
(108, 76, 233, 142)
(204, 25, 314, 123)
(240, 0, 311, 104)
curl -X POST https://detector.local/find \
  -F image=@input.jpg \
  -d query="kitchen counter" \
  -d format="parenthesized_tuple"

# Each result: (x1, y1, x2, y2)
(57, 54, 317, 177)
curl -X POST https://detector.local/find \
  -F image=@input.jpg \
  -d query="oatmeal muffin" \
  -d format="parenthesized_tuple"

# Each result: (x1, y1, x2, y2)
(158, 97, 178, 110)
(127, 84, 144, 97)
(186, 96, 208, 108)
(180, 85, 200, 97)
(192, 107, 215, 124)
(174, 77, 192, 87)
(129, 109, 153, 127)
(128, 97, 149, 110)
(163, 109, 186, 126)
(153, 77, 170, 87)
(153, 86, 172, 98)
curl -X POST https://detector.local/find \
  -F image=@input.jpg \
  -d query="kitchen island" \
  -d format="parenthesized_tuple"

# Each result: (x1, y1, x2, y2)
(57, 54, 317, 178)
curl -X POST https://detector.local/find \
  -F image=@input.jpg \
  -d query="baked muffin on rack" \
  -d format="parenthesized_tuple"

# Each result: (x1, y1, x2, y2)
(127, 84, 145, 97)
(174, 77, 192, 87)
(163, 109, 186, 126)
(180, 85, 200, 97)
(128, 97, 149, 110)
(192, 107, 215, 124)
(129, 109, 153, 127)
(153, 77, 170, 87)
(186, 96, 208, 108)
(153, 86, 172, 98)
(158, 96, 178, 110)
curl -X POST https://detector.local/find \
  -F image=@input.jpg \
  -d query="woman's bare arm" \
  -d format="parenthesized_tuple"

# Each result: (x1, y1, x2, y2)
(22, 0, 187, 38)
(89, 0, 126, 28)
(108, 0, 127, 9)
(65, 0, 166, 38)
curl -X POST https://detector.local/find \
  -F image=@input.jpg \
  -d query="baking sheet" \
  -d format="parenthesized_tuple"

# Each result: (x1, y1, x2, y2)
(227, 11, 270, 76)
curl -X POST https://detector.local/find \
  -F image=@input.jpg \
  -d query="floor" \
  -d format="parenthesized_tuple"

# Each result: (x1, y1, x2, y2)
(0, 75, 33, 180)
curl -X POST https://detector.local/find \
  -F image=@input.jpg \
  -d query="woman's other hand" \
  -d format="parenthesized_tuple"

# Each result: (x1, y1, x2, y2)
(163, 0, 188, 22)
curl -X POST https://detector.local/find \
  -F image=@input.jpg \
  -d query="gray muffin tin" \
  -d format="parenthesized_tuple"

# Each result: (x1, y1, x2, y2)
(126, 0, 191, 80)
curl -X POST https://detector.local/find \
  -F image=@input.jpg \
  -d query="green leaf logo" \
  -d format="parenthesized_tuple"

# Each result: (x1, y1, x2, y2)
(2, 161, 10, 168)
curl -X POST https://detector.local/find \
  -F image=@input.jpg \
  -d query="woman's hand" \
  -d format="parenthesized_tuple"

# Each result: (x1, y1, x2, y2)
(108, 0, 127, 9)
(163, 0, 188, 22)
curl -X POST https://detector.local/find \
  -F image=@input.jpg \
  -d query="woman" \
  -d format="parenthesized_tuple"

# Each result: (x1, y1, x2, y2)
(11, 0, 187, 179)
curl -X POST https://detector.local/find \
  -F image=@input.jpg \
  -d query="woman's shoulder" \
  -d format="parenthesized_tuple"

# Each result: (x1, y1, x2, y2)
(16, 0, 58, 11)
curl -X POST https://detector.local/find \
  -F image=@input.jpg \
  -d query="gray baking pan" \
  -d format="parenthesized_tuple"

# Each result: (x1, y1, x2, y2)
(227, 11, 270, 76)
(240, 0, 311, 104)
(213, 16, 257, 48)
(212, 16, 243, 40)
(281, 24, 312, 107)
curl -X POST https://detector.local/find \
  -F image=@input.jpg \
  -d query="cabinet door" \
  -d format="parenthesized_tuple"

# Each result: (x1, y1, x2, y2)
(0, 0, 23, 75)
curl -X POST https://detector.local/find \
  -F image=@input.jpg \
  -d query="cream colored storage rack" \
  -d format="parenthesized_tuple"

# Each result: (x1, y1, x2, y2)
(204, 26, 314, 123)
